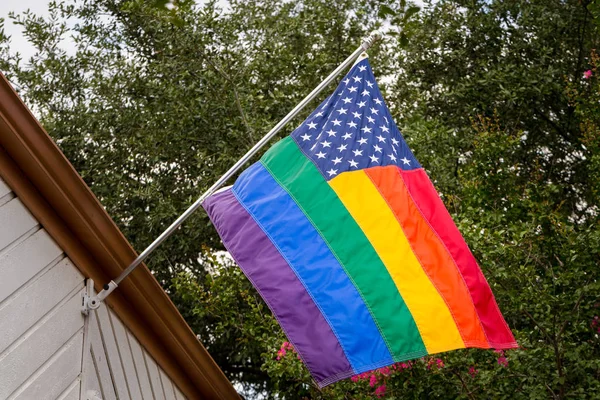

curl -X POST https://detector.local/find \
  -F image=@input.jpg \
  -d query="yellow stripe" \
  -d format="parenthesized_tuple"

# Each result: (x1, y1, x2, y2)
(329, 170, 464, 354)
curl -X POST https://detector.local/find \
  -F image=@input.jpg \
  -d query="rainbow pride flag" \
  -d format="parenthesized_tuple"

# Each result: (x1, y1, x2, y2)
(203, 59, 517, 387)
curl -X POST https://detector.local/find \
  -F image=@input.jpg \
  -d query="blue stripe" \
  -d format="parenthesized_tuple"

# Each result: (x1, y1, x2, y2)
(233, 162, 393, 371)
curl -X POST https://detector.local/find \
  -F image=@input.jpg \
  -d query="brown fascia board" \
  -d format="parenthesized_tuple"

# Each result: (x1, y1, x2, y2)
(0, 73, 239, 400)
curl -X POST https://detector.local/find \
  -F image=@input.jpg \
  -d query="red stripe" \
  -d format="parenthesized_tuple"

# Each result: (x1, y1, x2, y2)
(366, 166, 488, 348)
(400, 168, 517, 348)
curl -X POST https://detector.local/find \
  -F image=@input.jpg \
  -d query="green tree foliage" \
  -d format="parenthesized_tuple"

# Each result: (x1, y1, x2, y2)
(1, 0, 599, 398)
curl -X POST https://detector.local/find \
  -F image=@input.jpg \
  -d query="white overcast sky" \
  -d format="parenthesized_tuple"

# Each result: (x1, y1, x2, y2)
(2, 0, 55, 61)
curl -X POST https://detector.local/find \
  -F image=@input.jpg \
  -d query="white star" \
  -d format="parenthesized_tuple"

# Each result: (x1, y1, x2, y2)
(342, 97, 352, 104)
(358, 65, 367, 72)
(332, 119, 341, 126)
(357, 101, 366, 108)
(358, 138, 368, 145)
(353, 76, 362, 83)
(401, 157, 411, 165)
(343, 78, 350, 85)
(392, 145, 398, 154)
(337, 144, 348, 152)
(342, 132, 352, 140)
(348, 86, 358, 93)
(338, 92, 343, 96)
(327, 168, 338, 177)
(361, 126, 372, 134)
(377, 135, 386, 143)
(366, 81, 374, 88)
(361, 89, 370, 96)
(388, 154, 397, 162)
(347, 121, 358, 129)
(301, 134, 311, 141)
(307, 122, 317, 129)
(315, 111, 324, 117)
(384, 116, 389, 124)
(337, 107, 347, 115)
(321, 140, 331, 148)
(369, 155, 379, 163)
(370, 107, 379, 115)
(367, 116, 375, 124)
(316, 151, 327, 159)
(332, 157, 342, 165)
(326, 129, 337, 137)
(352, 111, 361, 119)
(374, 98, 383, 105)
(380, 125, 390, 133)
(373, 144, 382, 153)
(391, 138, 399, 145)
(349, 159, 359, 168)
(352, 149, 363, 157)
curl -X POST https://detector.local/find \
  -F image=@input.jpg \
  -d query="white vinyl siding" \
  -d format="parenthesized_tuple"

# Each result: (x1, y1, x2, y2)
(0, 177, 186, 400)
(81, 288, 186, 400)
(0, 179, 85, 400)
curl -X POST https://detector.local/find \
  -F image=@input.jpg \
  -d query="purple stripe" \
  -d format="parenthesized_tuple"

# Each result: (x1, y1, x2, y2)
(203, 188, 353, 385)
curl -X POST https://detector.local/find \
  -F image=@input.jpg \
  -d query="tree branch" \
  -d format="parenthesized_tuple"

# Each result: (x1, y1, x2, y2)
(521, 308, 555, 345)
(451, 369, 477, 400)
(200, 52, 255, 142)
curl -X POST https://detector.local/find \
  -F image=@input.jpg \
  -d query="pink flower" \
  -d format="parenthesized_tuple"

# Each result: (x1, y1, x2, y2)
(468, 366, 478, 377)
(359, 372, 371, 380)
(584, 70, 593, 79)
(497, 356, 509, 367)
(350, 375, 359, 382)
(426, 358, 444, 370)
(378, 366, 391, 376)
(375, 384, 387, 398)
(276, 341, 295, 360)
(276, 348, 286, 360)
(392, 362, 404, 370)
(493, 349, 505, 355)
(280, 341, 294, 351)
(401, 362, 409, 369)
(369, 374, 378, 387)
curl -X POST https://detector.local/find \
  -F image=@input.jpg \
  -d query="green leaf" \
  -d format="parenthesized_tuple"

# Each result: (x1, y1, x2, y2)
(378, 5, 396, 19)
(403, 5, 421, 21)
(399, 32, 409, 47)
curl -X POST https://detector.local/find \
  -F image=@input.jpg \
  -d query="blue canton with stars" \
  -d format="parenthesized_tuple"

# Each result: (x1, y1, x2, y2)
(290, 59, 420, 180)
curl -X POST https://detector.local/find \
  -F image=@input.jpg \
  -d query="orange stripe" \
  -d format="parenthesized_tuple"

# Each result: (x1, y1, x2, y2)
(365, 166, 490, 348)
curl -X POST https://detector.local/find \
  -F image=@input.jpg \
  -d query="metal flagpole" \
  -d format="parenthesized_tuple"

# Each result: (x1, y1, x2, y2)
(85, 31, 382, 311)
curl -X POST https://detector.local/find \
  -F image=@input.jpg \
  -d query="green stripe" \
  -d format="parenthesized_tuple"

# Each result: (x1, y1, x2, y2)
(261, 137, 427, 359)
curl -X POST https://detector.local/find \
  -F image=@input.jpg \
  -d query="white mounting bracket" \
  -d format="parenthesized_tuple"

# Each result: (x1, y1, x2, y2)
(81, 279, 118, 315)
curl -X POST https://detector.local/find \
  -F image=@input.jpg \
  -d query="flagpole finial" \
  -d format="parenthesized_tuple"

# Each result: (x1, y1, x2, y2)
(362, 31, 382, 51)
